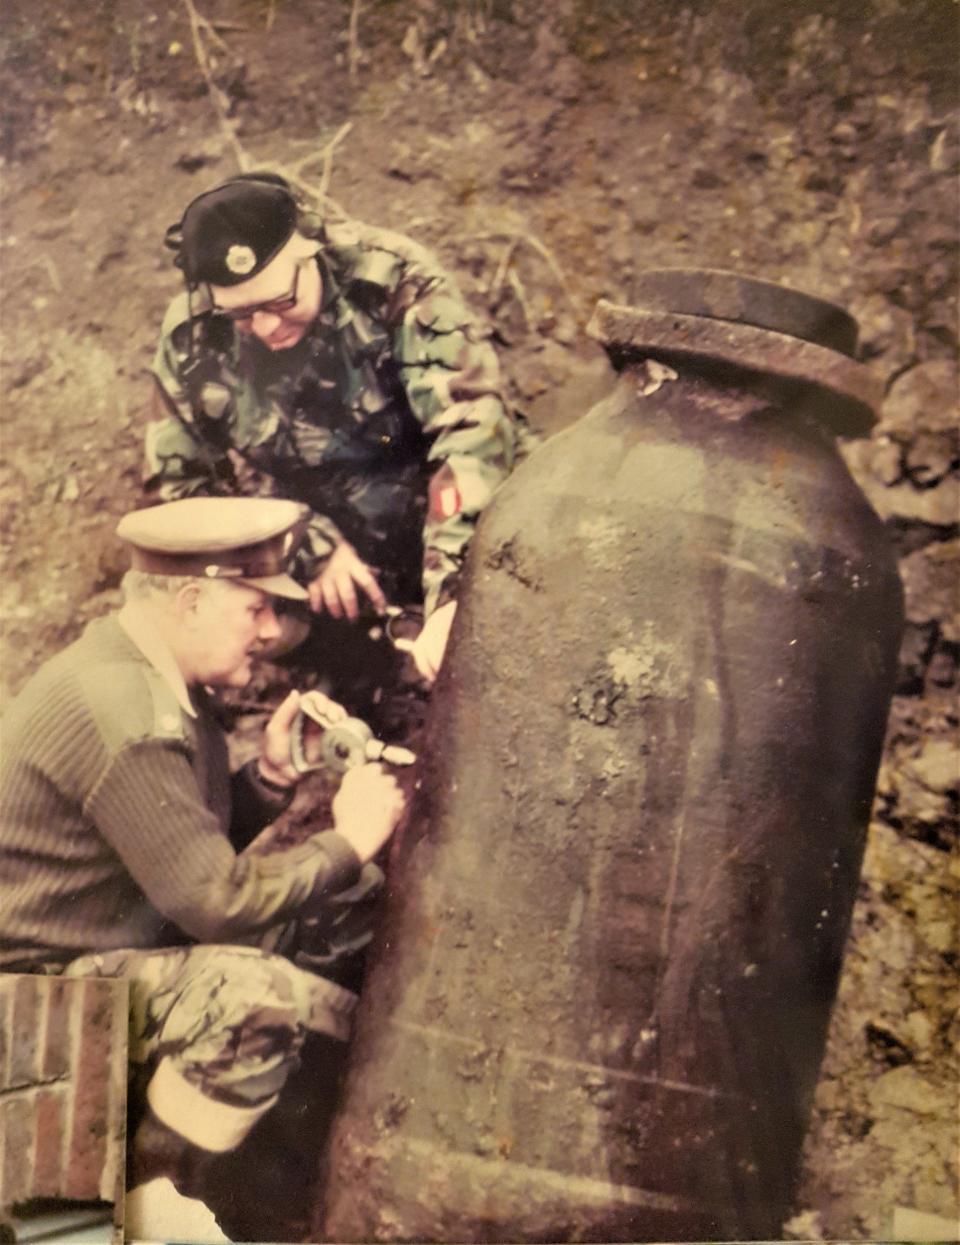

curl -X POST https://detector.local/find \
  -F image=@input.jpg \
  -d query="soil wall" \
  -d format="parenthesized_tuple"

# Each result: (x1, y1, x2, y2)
(0, 0, 956, 1238)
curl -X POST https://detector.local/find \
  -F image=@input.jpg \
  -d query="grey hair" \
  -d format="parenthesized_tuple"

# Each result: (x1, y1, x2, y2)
(121, 570, 219, 602)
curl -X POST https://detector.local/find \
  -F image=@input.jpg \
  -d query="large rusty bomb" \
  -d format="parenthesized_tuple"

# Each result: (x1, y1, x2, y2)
(319, 270, 904, 1242)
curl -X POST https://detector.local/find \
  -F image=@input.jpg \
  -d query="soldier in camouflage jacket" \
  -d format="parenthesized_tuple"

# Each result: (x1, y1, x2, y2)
(146, 173, 522, 681)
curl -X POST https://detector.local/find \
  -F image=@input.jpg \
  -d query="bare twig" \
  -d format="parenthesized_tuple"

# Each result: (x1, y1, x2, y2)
(29, 256, 62, 292)
(476, 227, 580, 316)
(274, 124, 352, 202)
(490, 235, 520, 299)
(253, 162, 350, 222)
(514, 230, 578, 312)
(284, 137, 347, 183)
(193, 8, 231, 55)
(181, 0, 355, 220)
(181, 0, 250, 172)
(266, 0, 277, 31)
(347, 0, 363, 83)
(507, 268, 533, 328)
(288, 150, 323, 176)
(318, 121, 353, 202)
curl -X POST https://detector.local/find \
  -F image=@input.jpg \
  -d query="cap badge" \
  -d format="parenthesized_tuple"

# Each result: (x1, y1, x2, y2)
(225, 244, 257, 276)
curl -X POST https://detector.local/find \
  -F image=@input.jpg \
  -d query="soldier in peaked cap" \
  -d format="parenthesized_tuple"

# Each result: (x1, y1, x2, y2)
(146, 172, 528, 701)
(119, 493, 311, 598)
(0, 496, 406, 1240)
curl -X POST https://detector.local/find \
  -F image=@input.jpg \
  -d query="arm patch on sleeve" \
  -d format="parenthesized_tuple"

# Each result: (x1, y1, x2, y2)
(428, 463, 463, 521)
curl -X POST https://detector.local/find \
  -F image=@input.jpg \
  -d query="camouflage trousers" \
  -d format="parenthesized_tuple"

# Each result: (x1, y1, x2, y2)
(66, 944, 355, 1134)
(62, 859, 384, 1107)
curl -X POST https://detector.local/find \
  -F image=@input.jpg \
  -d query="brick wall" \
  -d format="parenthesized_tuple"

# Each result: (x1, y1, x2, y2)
(0, 975, 128, 1211)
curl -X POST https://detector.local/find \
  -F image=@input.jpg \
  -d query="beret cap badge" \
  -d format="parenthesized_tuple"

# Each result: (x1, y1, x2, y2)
(225, 244, 258, 276)
(168, 174, 299, 287)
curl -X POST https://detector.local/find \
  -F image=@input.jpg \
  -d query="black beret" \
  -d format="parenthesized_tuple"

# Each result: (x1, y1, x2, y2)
(168, 173, 298, 287)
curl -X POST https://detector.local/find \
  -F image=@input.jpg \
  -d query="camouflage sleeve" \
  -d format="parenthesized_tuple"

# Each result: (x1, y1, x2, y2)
(299, 512, 347, 582)
(144, 390, 225, 500)
(390, 255, 518, 616)
(146, 296, 347, 576)
(143, 294, 233, 500)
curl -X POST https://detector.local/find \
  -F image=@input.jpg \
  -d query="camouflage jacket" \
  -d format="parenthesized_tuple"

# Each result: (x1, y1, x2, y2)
(146, 219, 521, 615)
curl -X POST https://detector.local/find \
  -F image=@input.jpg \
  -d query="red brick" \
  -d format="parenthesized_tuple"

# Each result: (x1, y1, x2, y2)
(64, 980, 113, 1200)
(32, 1087, 65, 1198)
(4, 977, 40, 1090)
(42, 976, 73, 1080)
(1, 1093, 37, 1208)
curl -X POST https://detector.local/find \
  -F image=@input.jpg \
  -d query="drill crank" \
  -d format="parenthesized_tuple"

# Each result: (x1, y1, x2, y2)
(290, 692, 417, 775)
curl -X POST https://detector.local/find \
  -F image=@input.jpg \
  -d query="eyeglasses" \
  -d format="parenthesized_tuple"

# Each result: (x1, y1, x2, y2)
(213, 262, 303, 322)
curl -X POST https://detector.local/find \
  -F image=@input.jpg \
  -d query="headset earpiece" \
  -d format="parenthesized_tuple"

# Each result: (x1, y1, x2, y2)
(164, 221, 184, 255)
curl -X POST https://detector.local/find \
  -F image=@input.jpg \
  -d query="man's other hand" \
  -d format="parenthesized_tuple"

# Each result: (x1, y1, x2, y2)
(299, 688, 348, 726)
(409, 601, 457, 683)
(308, 542, 387, 620)
(331, 763, 406, 862)
(258, 689, 302, 788)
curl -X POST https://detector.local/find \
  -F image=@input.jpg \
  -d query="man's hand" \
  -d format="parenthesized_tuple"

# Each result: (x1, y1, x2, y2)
(258, 689, 303, 788)
(331, 763, 406, 863)
(308, 541, 387, 620)
(408, 601, 457, 683)
(299, 688, 348, 726)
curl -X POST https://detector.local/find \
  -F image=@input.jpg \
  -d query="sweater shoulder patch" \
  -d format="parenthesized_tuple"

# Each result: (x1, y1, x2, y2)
(144, 669, 188, 741)
(77, 662, 187, 756)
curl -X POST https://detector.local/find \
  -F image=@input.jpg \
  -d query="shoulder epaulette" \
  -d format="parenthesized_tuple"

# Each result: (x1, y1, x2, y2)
(80, 661, 189, 757)
(142, 666, 189, 742)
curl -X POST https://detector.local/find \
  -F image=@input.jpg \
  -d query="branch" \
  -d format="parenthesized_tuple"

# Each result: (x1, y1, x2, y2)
(474, 228, 581, 316)
(209, 20, 250, 35)
(269, 123, 352, 213)
(179, 2, 355, 221)
(514, 230, 578, 313)
(192, 6, 231, 54)
(507, 268, 533, 328)
(181, 0, 251, 172)
(252, 162, 350, 222)
(348, 0, 362, 83)
(29, 255, 62, 293)
(490, 235, 520, 300)
(318, 121, 353, 202)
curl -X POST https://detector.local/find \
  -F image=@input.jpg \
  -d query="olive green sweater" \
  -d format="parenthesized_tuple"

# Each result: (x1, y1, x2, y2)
(0, 615, 361, 970)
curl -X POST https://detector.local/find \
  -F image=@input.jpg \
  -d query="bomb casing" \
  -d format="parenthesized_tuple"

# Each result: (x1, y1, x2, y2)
(319, 271, 905, 1243)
